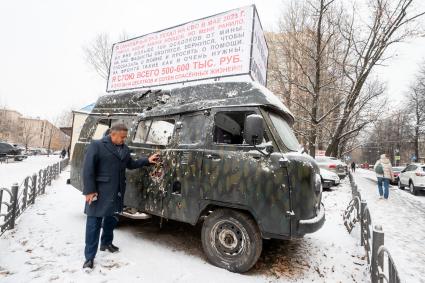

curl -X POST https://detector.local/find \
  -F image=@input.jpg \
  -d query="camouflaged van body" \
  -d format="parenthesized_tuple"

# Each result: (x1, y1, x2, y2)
(71, 82, 325, 240)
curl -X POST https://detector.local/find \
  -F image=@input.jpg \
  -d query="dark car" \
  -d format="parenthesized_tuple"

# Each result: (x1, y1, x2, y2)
(70, 82, 325, 273)
(0, 142, 25, 161)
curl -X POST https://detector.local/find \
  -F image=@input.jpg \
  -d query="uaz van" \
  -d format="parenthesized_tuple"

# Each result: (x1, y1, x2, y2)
(70, 81, 325, 273)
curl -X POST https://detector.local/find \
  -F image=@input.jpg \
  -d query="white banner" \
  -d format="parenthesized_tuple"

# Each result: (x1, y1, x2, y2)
(250, 9, 268, 86)
(107, 5, 268, 92)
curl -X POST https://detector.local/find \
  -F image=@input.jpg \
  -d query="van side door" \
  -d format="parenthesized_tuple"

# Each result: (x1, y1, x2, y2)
(201, 107, 292, 237)
(126, 116, 178, 216)
(162, 111, 207, 224)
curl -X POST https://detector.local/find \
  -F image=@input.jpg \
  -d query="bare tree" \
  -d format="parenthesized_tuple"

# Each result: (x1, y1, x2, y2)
(271, 0, 346, 157)
(55, 109, 73, 128)
(325, 0, 425, 156)
(269, 0, 424, 158)
(20, 119, 35, 151)
(361, 105, 414, 164)
(407, 62, 425, 160)
(338, 79, 388, 156)
(83, 32, 128, 81)
(0, 105, 11, 141)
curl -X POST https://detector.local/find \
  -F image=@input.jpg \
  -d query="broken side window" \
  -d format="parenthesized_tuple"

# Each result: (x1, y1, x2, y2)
(92, 118, 132, 140)
(178, 113, 206, 145)
(92, 119, 111, 140)
(146, 119, 175, 145)
(133, 120, 152, 143)
(213, 111, 268, 145)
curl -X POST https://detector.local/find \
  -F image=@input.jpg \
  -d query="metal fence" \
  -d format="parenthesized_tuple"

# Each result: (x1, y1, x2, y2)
(0, 158, 69, 237)
(343, 171, 401, 283)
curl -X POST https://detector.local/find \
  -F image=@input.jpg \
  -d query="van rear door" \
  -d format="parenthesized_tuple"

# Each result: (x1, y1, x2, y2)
(70, 116, 132, 192)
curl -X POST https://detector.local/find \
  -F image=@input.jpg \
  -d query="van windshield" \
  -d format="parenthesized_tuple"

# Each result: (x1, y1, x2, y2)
(268, 112, 301, 151)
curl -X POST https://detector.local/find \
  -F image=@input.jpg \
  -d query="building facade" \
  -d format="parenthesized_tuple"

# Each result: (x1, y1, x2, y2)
(0, 108, 70, 151)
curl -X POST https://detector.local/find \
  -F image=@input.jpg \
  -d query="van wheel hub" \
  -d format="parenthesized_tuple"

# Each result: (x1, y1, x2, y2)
(213, 221, 243, 255)
(201, 209, 262, 272)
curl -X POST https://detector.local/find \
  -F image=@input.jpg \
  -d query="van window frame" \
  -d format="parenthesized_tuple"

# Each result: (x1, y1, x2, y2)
(130, 115, 178, 148)
(206, 106, 277, 151)
(260, 108, 297, 153)
(175, 111, 207, 149)
(80, 115, 134, 142)
(132, 120, 152, 144)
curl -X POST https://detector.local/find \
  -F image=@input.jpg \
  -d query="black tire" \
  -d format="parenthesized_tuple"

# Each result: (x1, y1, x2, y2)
(398, 180, 404, 190)
(201, 209, 262, 273)
(409, 182, 417, 196)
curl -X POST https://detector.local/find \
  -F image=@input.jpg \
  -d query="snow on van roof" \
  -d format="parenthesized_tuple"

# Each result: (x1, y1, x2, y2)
(92, 81, 294, 122)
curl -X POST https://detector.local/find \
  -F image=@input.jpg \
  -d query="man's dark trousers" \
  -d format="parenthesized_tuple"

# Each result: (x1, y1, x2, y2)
(85, 215, 118, 260)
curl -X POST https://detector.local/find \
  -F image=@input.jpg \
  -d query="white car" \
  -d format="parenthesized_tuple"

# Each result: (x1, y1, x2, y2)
(315, 156, 347, 179)
(320, 168, 340, 189)
(398, 163, 425, 195)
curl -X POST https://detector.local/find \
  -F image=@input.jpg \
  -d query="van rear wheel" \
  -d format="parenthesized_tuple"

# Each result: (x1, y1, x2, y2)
(201, 209, 262, 273)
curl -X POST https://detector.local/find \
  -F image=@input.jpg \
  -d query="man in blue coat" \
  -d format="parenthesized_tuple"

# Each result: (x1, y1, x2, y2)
(82, 123, 159, 269)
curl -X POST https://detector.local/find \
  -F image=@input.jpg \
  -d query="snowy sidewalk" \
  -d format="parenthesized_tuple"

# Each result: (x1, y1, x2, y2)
(354, 169, 425, 283)
(0, 169, 368, 283)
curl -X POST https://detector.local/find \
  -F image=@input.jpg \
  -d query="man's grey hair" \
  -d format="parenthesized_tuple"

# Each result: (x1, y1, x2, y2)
(110, 123, 128, 132)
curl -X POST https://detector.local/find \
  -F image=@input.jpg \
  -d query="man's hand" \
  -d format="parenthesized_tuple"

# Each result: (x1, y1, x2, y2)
(148, 152, 160, 164)
(85, 193, 98, 205)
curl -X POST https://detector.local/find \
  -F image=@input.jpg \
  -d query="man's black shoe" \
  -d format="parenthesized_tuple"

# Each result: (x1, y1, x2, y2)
(83, 259, 94, 269)
(100, 244, 119, 253)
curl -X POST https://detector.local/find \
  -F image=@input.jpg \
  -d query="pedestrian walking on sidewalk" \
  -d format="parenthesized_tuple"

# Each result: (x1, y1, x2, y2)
(373, 154, 394, 200)
(351, 161, 356, 173)
(60, 148, 66, 159)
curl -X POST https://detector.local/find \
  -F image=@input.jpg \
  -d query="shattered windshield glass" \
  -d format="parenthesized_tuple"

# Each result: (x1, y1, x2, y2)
(269, 112, 301, 152)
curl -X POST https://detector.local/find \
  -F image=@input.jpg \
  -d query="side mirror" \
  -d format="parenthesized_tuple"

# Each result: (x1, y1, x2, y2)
(244, 114, 264, 146)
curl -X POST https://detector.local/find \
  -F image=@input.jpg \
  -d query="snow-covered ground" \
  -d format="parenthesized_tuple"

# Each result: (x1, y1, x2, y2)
(0, 155, 62, 205)
(0, 163, 368, 282)
(354, 168, 425, 283)
(0, 155, 62, 189)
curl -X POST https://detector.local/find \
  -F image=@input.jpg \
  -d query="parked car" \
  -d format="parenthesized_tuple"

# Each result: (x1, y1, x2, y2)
(320, 168, 340, 189)
(28, 148, 42, 155)
(398, 163, 425, 195)
(391, 166, 405, 185)
(0, 142, 26, 161)
(360, 163, 369, 169)
(70, 81, 325, 273)
(315, 156, 347, 179)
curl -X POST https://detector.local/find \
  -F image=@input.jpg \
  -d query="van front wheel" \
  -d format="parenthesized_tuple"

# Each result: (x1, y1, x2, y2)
(201, 209, 262, 273)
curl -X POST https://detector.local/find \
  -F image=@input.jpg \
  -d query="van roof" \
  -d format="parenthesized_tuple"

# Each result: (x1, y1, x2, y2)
(91, 81, 294, 123)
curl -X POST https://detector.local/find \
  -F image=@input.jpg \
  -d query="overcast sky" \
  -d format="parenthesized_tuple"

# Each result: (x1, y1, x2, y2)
(0, 0, 424, 121)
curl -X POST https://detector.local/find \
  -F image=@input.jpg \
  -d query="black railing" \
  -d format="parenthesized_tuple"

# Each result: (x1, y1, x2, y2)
(0, 158, 69, 237)
(343, 171, 401, 283)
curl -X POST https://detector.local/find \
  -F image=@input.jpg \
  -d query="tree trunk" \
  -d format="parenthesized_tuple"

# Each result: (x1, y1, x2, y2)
(414, 126, 419, 161)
